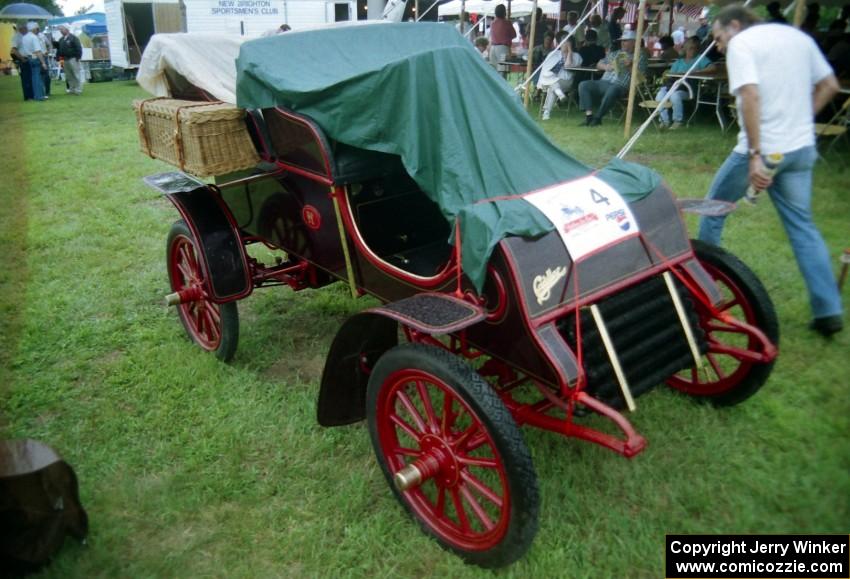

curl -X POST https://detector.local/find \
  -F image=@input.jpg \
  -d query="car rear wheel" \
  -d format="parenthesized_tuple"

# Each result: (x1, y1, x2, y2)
(167, 220, 239, 362)
(667, 240, 779, 405)
(366, 343, 538, 568)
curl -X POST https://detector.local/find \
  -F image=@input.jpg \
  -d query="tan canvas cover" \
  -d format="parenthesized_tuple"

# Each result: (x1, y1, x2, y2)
(137, 33, 246, 103)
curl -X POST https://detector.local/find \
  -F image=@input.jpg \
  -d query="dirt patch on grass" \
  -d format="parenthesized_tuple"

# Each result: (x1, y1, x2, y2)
(262, 350, 326, 383)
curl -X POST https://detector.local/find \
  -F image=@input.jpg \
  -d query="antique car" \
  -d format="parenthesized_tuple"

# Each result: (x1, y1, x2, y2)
(136, 24, 779, 567)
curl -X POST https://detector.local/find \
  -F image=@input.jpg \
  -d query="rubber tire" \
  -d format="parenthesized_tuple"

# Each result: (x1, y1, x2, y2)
(167, 220, 239, 362)
(366, 343, 539, 568)
(673, 240, 779, 406)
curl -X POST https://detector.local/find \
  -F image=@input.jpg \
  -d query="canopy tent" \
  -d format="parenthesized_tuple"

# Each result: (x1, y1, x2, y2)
(0, 3, 56, 20)
(235, 22, 660, 289)
(47, 12, 106, 27)
(47, 12, 107, 39)
(438, 0, 561, 17)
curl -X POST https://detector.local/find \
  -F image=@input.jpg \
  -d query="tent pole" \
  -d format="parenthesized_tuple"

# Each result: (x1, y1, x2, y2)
(460, 0, 466, 34)
(623, 0, 647, 138)
(792, 0, 806, 27)
(416, 0, 439, 21)
(523, 0, 540, 107)
(667, 0, 673, 36)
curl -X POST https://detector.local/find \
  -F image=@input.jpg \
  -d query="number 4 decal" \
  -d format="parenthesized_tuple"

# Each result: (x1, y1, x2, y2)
(590, 188, 610, 205)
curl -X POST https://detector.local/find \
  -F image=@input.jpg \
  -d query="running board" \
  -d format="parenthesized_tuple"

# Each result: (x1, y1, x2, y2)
(367, 293, 485, 335)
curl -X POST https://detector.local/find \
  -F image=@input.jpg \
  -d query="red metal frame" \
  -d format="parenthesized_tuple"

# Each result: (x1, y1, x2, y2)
(395, 228, 777, 460)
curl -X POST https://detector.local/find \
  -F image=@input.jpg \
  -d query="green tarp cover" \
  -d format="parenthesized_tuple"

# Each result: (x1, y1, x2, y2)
(236, 23, 660, 290)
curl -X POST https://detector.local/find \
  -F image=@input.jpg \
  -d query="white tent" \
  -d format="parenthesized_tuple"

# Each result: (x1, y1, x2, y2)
(438, 0, 561, 18)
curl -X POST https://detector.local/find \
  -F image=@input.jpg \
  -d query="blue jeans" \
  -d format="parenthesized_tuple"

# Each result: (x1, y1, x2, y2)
(18, 59, 33, 100)
(578, 79, 625, 119)
(698, 146, 842, 319)
(655, 86, 690, 124)
(28, 58, 45, 101)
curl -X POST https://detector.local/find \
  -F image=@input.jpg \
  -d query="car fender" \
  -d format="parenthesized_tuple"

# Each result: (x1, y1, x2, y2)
(318, 293, 486, 426)
(146, 172, 252, 303)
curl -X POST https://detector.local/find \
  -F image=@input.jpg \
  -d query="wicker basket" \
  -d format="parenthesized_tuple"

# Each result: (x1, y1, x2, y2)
(134, 98, 260, 177)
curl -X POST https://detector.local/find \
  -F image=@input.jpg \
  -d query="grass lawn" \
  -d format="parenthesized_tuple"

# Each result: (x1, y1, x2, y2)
(1, 75, 848, 578)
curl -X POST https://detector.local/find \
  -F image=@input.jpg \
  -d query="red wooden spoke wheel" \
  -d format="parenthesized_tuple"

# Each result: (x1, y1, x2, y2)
(167, 220, 239, 362)
(366, 343, 538, 568)
(667, 240, 779, 406)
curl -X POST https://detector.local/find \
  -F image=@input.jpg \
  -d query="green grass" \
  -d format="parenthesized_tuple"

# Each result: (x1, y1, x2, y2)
(1, 76, 848, 578)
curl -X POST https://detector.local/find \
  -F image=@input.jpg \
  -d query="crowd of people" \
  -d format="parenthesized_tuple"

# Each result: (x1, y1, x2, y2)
(467, 3, 846, 335)
(10, 21, 84, 102)
(464, 3, 848, 132)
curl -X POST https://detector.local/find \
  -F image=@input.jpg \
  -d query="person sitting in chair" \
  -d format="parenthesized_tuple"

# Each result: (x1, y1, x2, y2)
(577, 29, 647, 126)
(538, 36, 583, 120)
(531, 32, 555, 72)
(656, 36, 714, 129)
(657, 35, 679, 62)
(579, 28, 606, 67)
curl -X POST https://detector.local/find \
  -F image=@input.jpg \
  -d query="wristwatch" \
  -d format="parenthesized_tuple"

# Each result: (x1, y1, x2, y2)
(748, 148, 761, 158)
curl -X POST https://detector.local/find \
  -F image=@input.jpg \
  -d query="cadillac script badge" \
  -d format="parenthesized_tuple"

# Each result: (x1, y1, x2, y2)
(533, 266, 567, 305)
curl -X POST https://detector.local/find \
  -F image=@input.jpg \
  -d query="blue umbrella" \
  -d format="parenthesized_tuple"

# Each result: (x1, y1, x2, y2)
(0, 3, 57, 20)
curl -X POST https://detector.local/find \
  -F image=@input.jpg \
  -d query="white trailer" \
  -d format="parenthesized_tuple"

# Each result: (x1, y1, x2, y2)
(106, 0, 357, 70)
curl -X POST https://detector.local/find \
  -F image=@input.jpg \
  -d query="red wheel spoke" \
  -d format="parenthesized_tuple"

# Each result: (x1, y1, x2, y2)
(459, 483, 495, 531)
(204, 307, 220, 342)
(392, 446, 421, 458)
(452, 421, 480, 450)
(197, 303, 211, 338)
(441, 394, 457, 436)
(460, 470, 503, 508)
(456, 455, 499, 469)
(207, 304, 221, 325)
(389, 412, 422, 442)
(202, 308, 216, 341)
(718, 297, 741, 312)
(465, 431, 489, 452)
(415, 381, 439, 433)
(449, 487, 471, 532)
(192, 303, 205, 334)
(706, 322, 749, 335)
(177, 259, 193, 283)
(179, 244, 197, 277)
(396, 390, 426, 433)
(184, 244, 199, 274)
(708, 341, 763, 363)
(434, 486, 446, 519)
(706, 353, 727, 379)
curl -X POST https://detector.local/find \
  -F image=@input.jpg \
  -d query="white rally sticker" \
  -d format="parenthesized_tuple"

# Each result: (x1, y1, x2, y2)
(524, 176, 639, 262)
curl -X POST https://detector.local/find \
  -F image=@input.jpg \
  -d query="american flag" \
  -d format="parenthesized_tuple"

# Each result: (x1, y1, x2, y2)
(607, 1, 645, 28)
(676, 2, 705, 20)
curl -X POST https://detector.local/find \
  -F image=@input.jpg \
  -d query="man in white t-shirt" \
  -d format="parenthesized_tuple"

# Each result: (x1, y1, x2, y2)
(698, 5, 843, 337)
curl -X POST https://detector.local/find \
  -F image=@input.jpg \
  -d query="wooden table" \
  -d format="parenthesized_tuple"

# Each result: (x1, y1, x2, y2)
(565, 66, 601, 81)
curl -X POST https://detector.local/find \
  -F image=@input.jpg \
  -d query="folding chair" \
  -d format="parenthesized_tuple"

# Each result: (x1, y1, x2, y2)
(815, 96, 850, 156)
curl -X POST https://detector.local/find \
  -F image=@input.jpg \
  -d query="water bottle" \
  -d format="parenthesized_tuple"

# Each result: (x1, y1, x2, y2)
(744, 153, 784, 204)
